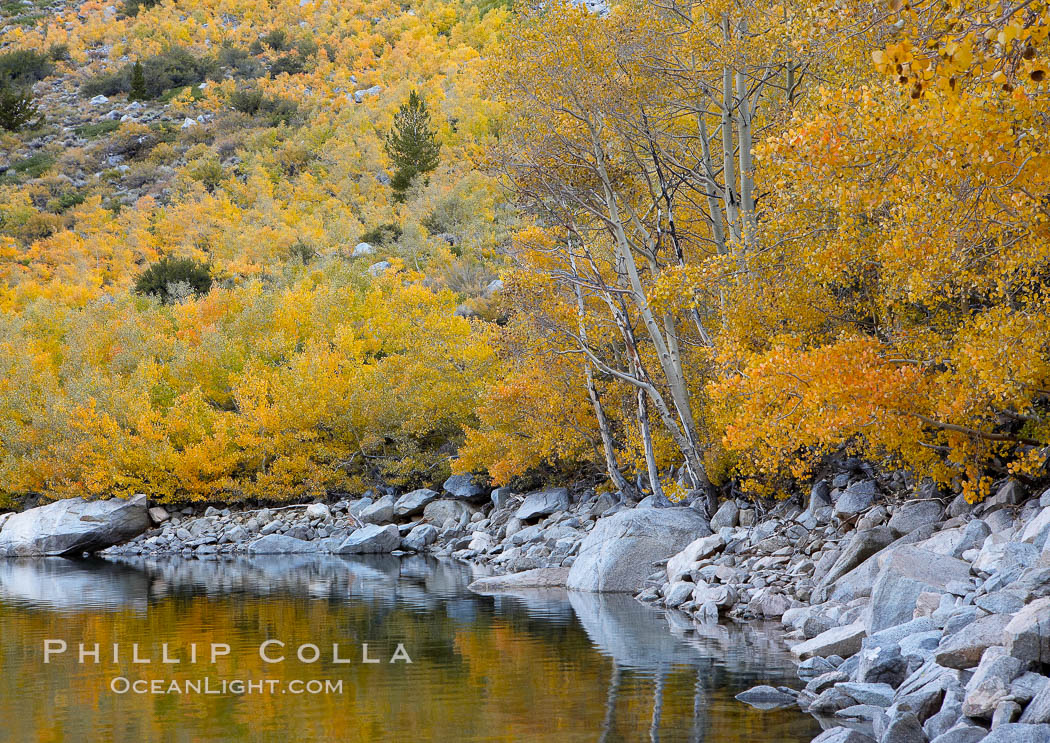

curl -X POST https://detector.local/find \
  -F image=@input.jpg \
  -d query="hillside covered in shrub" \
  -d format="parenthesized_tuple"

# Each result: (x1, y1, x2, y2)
(0, 0, 1048, 508)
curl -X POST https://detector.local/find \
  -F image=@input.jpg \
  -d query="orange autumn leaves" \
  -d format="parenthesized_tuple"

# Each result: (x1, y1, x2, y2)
(463, 0, 1050, 501)
(1, 0, 1049, 504)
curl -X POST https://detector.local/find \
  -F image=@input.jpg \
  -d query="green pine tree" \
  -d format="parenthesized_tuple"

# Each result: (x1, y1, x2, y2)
(384, 90, 441, 201)
(128, 61, 147, 101)
(0, 84, 42, 132)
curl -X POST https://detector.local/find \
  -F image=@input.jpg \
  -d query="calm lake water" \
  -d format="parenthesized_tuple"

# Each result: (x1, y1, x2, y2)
(0, 555, 821, 742)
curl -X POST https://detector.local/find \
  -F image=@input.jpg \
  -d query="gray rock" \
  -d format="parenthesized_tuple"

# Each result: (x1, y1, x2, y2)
(589, 491, 620, 517)
(566, 507, 712, 592)
(1010, 672, 1049, 705)
(890, 500, 946, 535)
(491, 487, 513, 509)
(976, 590, 1027, 615)
(747, 589, 792, 618)
(334, 524, 400, 553)
(924, 687, 966, 741)
(285, 524, 312, 541)
(694, 582, 738, 611)
(879, 711, 926, 743)
(367, 260, 391, 277)
(942, 606, 980, 635)
(352, 84, 382, 103)
(442, 474, 487, 501)
(666, 533, 724, 582)
(837, 704, 884, 722)
(0, 495, 149, 556)
(974, 536, 1035, 573)
(838, 682, 896, 707)
(984, 480, 1026, 509)
(904, 627, 945, 659)
(809, 480, 833, 511)
(359, 495, 396, 524)
(224, 525, 248, 543)
(930, 725, 990, 743)
(984, 509, 1017, 534)
(734, 685, 797, 709)
(954, 519, 993, 558)
(710, 499, 739, 530)
(468, 567, 570, 592)
(981, 723, 1050, 742)
(823, 525, 940, 604)
(1005, 597, 1050, 665)
(811, 728, 876, 743)
(993, 701, 1022, 728)
(947, 493, 972, 519)
(895, 663, 964, 723)
(664, 581, 695, 607)
(515, 488, 570, 521)
(807, 671, 850, 694)
(817, 527, 897, 592)
(402, 523, 438, 551)
(260, 519, 283, 535)
(422, 499, 476, 525)
(835, 480, 879, 517)
(348, 497, 372, 517)
(467, 531, 493, 551)
(798, 656, 839, 681)
(963, 647, 1024, 718)
(393, 488, 440, 518)
(936, 613, 1014, 669)
(304, 503, 331, 521)
(1019, 678, 1050, 723)
(247, 534, 317, 554)
(810, 687, 861, 715)
(147, 506, 170, 524)
(857, 641, 908, 686)
(997, 543, 1039, 583)
(868, 547, 972, 632)
(1020, 507, 1050, 550)
(791, 621, 867, 661)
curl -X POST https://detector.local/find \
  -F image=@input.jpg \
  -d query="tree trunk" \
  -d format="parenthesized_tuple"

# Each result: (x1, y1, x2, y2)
(590, 131, 711, 490)
(569, 250, 634, 495)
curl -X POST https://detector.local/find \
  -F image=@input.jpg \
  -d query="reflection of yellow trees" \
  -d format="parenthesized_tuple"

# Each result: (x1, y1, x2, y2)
(0, 590, 817, 742)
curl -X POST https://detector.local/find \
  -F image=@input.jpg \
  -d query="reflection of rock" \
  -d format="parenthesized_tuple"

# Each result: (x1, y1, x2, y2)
(0, 558, 150, 611)
(95, 554, 409, 602)
(569, 591, 705, 669)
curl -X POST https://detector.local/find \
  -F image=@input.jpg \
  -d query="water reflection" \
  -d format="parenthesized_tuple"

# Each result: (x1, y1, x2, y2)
(0, 556, 820, 742)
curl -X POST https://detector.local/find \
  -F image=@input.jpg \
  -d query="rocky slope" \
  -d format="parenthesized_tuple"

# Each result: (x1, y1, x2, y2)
(645, 479, 1050, 743)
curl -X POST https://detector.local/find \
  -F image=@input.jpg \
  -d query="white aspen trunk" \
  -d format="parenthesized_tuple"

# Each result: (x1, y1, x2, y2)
(720, 16, 741, 249)
(696, 112, 728, 256)
(595, 288, 710, 492)
(735, 68, 756, 249)
(591, 135, 709, 488)
(569, 251, 633, 494)
(637, 382, 664, 502)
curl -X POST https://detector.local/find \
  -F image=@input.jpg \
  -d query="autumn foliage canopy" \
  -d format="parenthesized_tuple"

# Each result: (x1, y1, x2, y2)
(0, 0, 1047, 505)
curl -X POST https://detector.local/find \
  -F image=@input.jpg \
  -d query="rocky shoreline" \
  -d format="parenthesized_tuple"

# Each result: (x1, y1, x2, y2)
(3, 470, 1050, 742)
